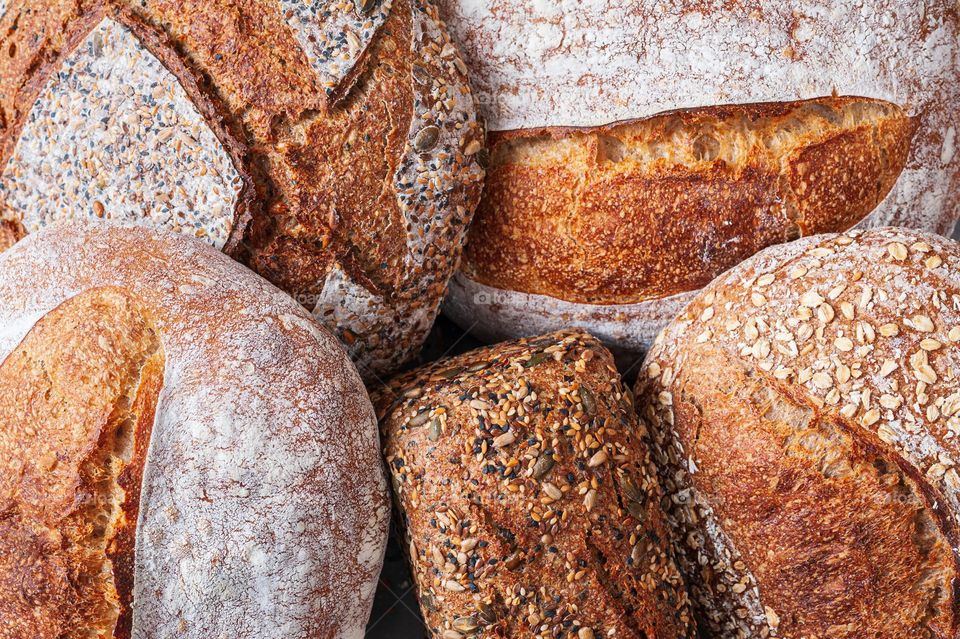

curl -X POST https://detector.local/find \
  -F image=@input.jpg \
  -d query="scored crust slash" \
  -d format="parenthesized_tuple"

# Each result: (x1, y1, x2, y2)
(438, 0, 960, 362)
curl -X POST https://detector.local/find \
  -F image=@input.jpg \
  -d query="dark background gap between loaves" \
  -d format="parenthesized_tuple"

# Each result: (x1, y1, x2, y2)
(364, 225, 960, 638)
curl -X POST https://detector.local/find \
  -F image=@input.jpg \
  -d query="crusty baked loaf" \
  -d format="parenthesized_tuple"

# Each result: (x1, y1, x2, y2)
(375, 330, 696, 638)
(0, 221, 390, 638)
(440, 0, 959, 360)
(0, 0, 485, 378)
(635, 228, 960, 637)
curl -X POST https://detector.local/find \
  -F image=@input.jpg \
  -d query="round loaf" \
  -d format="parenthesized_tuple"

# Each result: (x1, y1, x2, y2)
(440, 0, 960, 359)
(635, 228, 960, 637)
(0, 0, 485, 378)
(375, 330, 695, 638)
(0, 221, 390, 638)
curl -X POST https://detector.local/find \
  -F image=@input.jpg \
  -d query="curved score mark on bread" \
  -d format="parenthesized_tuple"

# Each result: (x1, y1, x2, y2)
(0, 17, 243, 250)
(0, 287, 163, 639)
(466, 97, 916, 306)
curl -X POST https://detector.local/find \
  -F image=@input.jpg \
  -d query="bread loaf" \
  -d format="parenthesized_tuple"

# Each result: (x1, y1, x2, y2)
(636, 228, 960, 637)
(375, 330, 695, 638)
(440, 0, 959, 360)
(0, 221, 390, 638)
(0, 0, 485, 378)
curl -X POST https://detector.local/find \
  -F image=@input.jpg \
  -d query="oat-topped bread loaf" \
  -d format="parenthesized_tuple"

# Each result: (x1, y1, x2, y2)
(636, 228, 960, 637)
(440, 0, 960, 361)
(0, 221, 390, 638)
(0, 0, 485, 378)
(375, 330, 696, 638)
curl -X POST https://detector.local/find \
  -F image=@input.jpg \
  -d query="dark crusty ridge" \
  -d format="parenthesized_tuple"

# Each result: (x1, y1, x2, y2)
(0, 287, 163, 639)
(636, 228, 960, 637)
(462, 97, 914, 305)
(375, 329, 696, 638)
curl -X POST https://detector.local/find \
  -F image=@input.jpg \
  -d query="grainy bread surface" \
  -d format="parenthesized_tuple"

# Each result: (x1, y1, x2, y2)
(635, 228, 960, 637)
(0, 0, 485, 378)
(375, 330, 695, 638)
(0, 221, 390, 638)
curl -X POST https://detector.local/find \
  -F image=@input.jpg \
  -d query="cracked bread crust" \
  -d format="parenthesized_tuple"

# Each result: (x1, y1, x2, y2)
(636, 228, 960, 637)
(375, 330, 695, 638)
(0, 221, 390, 638)
(0, 287, 163, 639)
(0, 0, 484, 378)
(463, 97, 915, 305)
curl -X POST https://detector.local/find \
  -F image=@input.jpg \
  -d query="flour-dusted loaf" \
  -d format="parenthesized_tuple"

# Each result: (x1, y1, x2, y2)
(0, 221, 390, 639)
(375, 330, 696, 638)
(636, 228, 960, 637)
(0, 0, 485, 378)
(440, 0, 960, 360)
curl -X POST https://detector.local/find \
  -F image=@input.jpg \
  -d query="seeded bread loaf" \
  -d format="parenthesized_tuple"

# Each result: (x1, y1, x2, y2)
(0, 221, 390, 638)
(0, 0, 485, 379)
(440, 0, 959, 360)
(635, 228, 960, 637)
(375, 330, 695, 638)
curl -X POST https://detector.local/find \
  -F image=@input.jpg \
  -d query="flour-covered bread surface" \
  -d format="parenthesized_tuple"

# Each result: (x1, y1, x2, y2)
(376, 330, 696, 638)
(441, 0, 960, 360)
(0, 221, 390, 639)
(636, 227, 960, 637)
(0, 0, 485, 378)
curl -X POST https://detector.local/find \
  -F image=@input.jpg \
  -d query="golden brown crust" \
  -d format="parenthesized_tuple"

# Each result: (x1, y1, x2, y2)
(250, 1, 418, 297)
(375, 330, 696, 638)
(0, 287, 163, 639)
(635, 228, 960, 637)
(462, 97, 914, 305)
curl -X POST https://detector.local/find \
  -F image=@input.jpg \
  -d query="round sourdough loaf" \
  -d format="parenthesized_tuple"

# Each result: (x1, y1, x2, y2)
(0, 221, 390, 639)
(375, 330, 696, 638)
(439, 0, 960, 360)
(635, 228, 960, 637)
(0, 0, 485, 379)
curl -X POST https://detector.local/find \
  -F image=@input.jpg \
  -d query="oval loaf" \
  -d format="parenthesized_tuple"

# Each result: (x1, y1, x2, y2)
(440, 0, 960, 361)
(0, 221, 390, 639)
(636, 228, 960, 637)
(376, 330, 696, 638)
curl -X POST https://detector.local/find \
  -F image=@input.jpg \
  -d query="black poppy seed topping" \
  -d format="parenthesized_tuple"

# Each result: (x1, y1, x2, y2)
(0, 18, 242, 249)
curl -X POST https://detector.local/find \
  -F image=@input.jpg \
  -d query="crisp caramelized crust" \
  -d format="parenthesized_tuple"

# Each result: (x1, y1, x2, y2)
(0, 287, 163, 639)
(637, 228, 960, 637)
(463, 97, 915, 305)
(375, 330, 696, 638)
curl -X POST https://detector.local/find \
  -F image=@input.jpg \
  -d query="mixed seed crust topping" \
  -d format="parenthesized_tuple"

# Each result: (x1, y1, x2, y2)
(0, 17, 242, 249)
(376, 330, 695, 638)
(637, 227, 960, 637)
